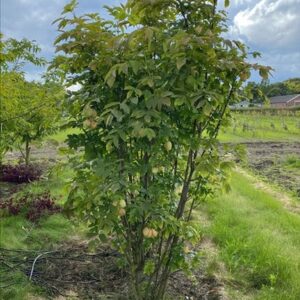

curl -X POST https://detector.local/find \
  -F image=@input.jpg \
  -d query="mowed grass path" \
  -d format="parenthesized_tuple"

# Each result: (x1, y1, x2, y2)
(201, 171, 300, 300)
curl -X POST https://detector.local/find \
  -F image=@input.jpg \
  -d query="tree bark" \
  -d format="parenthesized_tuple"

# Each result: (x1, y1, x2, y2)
(25, 140, 31, 165)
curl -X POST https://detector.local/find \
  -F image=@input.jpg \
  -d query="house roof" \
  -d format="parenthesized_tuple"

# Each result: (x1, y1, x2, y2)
(269, 94, 300, 104)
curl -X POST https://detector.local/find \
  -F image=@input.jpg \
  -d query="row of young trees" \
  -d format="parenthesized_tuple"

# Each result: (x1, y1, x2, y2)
(0, 35, 64, 165)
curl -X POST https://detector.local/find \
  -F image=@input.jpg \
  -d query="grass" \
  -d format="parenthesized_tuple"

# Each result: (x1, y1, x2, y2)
(46, 127, 81, 143)
(284, 155, 300, 170)
(200, 171, 300, 299)
(0, 166, 80, 299)
(0, 214, 75, 299)
(219, 111, 300, 142)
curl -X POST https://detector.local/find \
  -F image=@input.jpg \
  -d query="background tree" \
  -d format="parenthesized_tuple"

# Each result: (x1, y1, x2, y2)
(12, 80, 64, 165)
(0, 34, 64, 165)
(52, 0, 270, 298)
(245, 77, 300, 104)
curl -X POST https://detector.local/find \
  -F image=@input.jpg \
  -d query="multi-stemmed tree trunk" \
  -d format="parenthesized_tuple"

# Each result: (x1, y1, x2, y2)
(52, 0, 270, 298)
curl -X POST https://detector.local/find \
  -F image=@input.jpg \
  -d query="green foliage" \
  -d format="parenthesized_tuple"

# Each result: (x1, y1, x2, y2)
(285, 78, 300, 94)
(0, 77, 64, 164)
(246, 77, 300, 103)
(51, 0, 268, 298)
(0, 35, 65, 164)
(0, 33, 46, 72)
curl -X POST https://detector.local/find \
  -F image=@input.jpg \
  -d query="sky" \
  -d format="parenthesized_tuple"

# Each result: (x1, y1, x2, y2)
(1, 0, 300, 83)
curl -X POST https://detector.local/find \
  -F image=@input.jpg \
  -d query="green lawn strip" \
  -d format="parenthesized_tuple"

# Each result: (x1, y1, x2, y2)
(219, 130, 300, 143)
(200, 171, 300, 300)
(46, 128, 81, 143)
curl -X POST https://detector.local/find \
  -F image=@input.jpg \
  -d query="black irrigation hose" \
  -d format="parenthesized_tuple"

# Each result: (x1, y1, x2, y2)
(0, 246, 125, 298)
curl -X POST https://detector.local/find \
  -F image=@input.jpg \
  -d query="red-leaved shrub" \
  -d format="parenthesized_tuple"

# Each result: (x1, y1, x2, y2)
(0, 164, 43, 183)
(0, 191, 61, 222)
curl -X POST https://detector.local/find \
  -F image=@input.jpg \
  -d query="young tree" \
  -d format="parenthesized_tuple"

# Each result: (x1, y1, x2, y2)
(0, 35, 45, 164)
(52, 0, 270, 298)
(13, 80, 64, 165)
(0, 35, 64, 165)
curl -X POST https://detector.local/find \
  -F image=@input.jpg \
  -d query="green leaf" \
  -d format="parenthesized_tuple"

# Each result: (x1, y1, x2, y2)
(203, 104, 212, 116)
(175, 97, 185, 106)
(144, 260, 155, 275)
(120, 102, 130, 114)
(144, 128, 156, 140)
(119, 62, 128, 75)
(259, 67, 269, 80)
(176, 57, 186, 70)
(62, 0, 77, 14)
(130, 60, 140, 75)
(130, 97, 139, 105)
(224, 0, 230, 8)
(104, 67, 117, 87)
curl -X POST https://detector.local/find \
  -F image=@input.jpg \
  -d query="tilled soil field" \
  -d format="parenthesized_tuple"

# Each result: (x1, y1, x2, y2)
(242, 142, 300, 198)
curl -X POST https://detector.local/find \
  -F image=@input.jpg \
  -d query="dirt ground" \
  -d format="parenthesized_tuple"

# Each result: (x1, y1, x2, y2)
(241, 142, 300, 198)
(1, 241, 226, 300)
(4, 141, 60, 164)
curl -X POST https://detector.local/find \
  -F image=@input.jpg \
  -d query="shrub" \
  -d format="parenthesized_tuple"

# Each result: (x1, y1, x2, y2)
(0, 164, 42, 183)
(0, 191, 61, 222)
(51, 0, 270, 298)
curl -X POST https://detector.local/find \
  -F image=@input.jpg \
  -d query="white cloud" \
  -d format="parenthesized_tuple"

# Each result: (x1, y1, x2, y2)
(67, 83, 82, 92)
(232, 0, 300, 51)
(2, 0, 299, 82)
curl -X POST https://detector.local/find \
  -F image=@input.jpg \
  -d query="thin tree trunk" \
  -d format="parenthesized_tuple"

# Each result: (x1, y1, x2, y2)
(25, 140, 31, 165)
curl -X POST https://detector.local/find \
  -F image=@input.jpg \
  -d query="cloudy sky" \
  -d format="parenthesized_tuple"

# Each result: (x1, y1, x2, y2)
(1, 0, 300, 82)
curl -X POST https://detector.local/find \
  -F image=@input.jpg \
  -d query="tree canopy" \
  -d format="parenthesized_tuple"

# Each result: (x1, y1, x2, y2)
(51, 0, 269, 298)
(0, 35, 64, 164)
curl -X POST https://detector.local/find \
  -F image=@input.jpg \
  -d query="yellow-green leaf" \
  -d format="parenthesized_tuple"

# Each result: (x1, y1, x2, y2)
(176, 57, 186, 70)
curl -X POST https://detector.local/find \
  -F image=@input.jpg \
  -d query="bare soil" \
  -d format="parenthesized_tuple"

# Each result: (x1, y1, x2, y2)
(4, 141, 60, 164)
(241, 142, 300, 198)
(1, 241, 226, 300)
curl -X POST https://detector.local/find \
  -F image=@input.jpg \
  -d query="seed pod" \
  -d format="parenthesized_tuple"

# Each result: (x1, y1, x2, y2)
(118, 208, 126, 217)
(89, 120, 97, 129)
(143, 227, 158, 238)
(151, 229, 158, 238)
(152, 167, 159, 174)
(83, 119, 92, 128)
(83, 118, 97, 129)
(183, 246, 190, 254)
(119, 200, 126, 208)
(143, 227, 151, 238)
(83, 106, 97, 118)
(164, 141, 172, 151)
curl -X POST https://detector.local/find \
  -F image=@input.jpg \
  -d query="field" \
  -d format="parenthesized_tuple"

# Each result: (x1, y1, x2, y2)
(1, 109, 299, 299)
(219, 109, 300, 142)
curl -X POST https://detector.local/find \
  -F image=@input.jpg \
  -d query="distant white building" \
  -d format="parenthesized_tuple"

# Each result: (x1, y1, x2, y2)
(229, 100, 250, 109)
